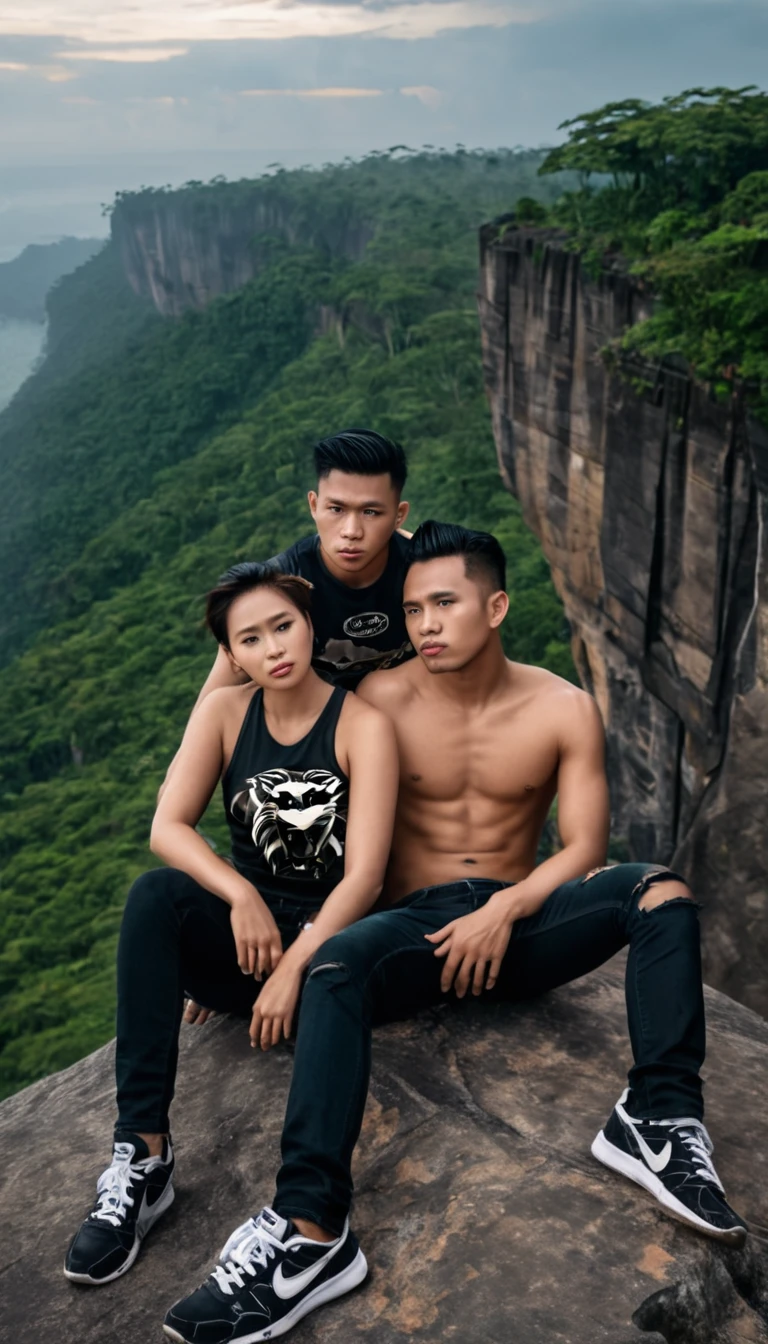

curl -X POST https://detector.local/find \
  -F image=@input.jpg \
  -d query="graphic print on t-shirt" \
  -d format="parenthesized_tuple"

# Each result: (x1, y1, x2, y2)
(315, 637, 411, 682)
(231, 768, 348, 879)
(342, 612, 389, 638)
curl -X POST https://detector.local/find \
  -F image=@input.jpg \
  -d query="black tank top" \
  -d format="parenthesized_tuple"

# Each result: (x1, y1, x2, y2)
(221, 685, 349, 909)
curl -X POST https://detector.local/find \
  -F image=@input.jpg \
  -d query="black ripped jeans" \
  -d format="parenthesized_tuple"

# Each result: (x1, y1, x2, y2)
(273, 863, 705, 1235)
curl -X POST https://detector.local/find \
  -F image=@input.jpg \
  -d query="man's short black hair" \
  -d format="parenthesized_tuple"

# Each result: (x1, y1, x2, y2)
(408, 519, 507, 593)
(313, 428, 407, 493)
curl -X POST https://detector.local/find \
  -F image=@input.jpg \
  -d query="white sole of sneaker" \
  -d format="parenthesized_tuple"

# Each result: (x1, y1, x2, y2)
(591, 1130, 747, 1247)
(63, 1180, 176, 1285)
(162, 1247, 368, 1343)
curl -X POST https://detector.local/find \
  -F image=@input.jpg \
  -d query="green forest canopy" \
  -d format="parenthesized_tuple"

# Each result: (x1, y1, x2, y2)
(0, 147, 574, 1098)
(537, 86, 768, 418)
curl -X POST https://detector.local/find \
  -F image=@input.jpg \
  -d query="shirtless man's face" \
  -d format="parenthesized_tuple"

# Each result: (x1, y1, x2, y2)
(402, 555, 508, 673)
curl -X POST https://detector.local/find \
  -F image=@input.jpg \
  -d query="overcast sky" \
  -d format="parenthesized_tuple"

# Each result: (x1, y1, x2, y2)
(0, 0, 766, 252)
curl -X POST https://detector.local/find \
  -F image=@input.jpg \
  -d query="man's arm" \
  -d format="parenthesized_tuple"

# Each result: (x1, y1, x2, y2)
(494, 687, 609, 918)
(194, 644, 250, 709)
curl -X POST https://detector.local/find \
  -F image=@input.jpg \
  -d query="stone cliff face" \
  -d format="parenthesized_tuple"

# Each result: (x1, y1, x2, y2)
(478, 225, 768, 1016)
(2, 960, 767, 1343)
(111, 189, 374, 317)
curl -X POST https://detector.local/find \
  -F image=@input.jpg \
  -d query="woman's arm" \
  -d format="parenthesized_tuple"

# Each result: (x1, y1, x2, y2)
(292, 703, 399, 965)
(250, 702, 399, 1047)
(151, 691, 241, 900)
(151, 690, 283, 976)
(157, 647, 249, 803)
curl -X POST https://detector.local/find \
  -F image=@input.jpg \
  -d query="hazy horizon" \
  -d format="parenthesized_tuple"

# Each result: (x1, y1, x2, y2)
(1, 0, 766, 260)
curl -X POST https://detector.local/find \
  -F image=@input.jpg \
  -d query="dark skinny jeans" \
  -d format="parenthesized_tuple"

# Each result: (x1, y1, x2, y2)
(115, 867, 312, 1136)
(273, 865, 705, 1234)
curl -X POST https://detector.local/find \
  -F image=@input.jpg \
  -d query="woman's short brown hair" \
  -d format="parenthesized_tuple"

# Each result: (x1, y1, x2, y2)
(205, 561, 313, 649)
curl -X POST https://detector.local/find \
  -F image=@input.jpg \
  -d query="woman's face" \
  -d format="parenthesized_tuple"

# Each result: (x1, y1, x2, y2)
(225, 586, 314, 690)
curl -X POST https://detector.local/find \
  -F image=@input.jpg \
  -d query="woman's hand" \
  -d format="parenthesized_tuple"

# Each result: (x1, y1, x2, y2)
(183, 998, 216, 1025)
(230, 887, 283, 979)
(425, 892, 519, 997)
(250, 958, 304, 1051)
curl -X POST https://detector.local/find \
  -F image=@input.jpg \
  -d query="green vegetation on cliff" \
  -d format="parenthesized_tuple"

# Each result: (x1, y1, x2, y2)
(538, 86, 768, 419)
(0, 149, 573, 1098)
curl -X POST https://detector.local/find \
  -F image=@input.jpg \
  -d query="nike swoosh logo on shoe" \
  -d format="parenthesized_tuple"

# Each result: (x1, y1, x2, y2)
(272, 1240, 343, 1300)
(618, 1105, 672, 1173)
(633, 1132, 672, 1173)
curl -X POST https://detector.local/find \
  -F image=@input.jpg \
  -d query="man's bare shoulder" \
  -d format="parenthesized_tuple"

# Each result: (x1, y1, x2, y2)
(340, 687, 392, 734)
(512, 663, 602, 738)
(356, 660, 421, 711)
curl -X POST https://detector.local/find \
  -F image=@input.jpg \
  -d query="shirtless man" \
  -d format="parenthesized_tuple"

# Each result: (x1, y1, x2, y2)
(162, 521, 746, 1344)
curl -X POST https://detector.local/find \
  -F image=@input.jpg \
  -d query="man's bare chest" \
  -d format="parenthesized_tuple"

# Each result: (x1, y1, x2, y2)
(394, 705, 559, 805)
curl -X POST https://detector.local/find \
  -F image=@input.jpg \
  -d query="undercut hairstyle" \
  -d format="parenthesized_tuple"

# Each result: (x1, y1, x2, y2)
(408, 520, 507, 594)
(313, 428, 407, 493)
(205, 561, 313, 649)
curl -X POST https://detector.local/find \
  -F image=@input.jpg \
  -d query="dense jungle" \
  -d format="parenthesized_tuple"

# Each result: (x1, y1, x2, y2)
(1, 85, 765, 1099)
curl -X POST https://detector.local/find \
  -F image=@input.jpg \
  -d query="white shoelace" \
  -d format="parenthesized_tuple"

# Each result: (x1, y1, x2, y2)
(92, 1143, 144, 1226)
(212, 1220, 280, 1295)
(654, 1118, 723, 1190)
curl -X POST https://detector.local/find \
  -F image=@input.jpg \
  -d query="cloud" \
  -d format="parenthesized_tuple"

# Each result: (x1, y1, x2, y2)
(0, 0, 766, 182)
(0, 61, 29, 71)
(125, 94, 190, 103)
(1, 1, 528, 44)
(400, 84, 442, 108)
(55, 46, 190, 62)
(239, 85, 383, 97)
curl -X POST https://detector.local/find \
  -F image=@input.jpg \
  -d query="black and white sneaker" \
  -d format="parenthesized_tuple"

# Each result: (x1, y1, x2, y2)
(592, 1090, 747, 1246)
(64, 1134, 175, 1284)
(163, 1206, 367, 1343)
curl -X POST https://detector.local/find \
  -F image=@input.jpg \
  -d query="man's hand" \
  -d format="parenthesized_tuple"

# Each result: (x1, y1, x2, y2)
(425, 896, 516, 997)
(250, 959, 303, 1051)
(230, 888, 284, 979)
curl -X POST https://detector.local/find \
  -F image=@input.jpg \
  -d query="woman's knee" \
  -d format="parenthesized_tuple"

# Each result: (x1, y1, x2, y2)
(124, 867, 180, 918)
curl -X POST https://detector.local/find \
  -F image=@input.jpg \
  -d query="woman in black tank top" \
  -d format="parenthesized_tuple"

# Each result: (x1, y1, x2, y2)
(102, 562, 398, 1155)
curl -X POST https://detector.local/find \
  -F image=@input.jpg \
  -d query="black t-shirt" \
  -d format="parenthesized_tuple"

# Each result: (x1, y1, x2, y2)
(269, 532, 414, 689)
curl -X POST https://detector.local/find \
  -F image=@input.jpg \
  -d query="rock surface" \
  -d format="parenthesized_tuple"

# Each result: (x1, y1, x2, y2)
(1, 958, 767, 1344)
(478, 224, 768, 1016)
(112, 189, 374, 317)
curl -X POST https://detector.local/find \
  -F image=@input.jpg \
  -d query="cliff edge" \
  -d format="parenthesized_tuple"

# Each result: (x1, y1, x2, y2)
(1, 959, 767, 1343)
(111, 185, 374, 317)
(478, 224, 768, 1016)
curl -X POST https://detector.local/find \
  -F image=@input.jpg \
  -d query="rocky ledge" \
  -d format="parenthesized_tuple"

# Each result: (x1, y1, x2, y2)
(1, 959, 766, 1344)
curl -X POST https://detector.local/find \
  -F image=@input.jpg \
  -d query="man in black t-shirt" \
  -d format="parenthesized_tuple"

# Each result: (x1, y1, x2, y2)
(269, 527, 411, 689)
(193, 428, 415, 703)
